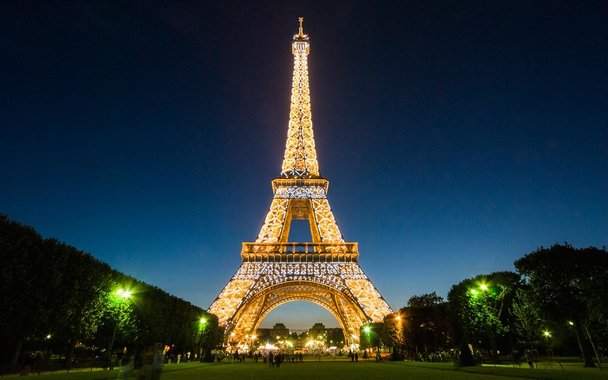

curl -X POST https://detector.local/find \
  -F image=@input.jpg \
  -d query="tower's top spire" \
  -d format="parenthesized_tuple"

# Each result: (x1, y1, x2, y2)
(294, 17, 309, 42)
(281, 17, 318, 178)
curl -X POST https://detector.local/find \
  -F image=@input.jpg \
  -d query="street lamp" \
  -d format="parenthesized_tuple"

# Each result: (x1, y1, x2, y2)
(108, 288, 131, 368)
(363, 325, 372, 356)
(116, 289, 132, 298)
(197, 317, 208, 360)
(251, 334, 257, 351)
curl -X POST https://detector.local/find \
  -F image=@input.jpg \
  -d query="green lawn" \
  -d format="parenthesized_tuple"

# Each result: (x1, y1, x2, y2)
(8, 361, 608, 380)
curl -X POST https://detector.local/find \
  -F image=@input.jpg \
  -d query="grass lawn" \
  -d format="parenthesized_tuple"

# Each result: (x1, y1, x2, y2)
(8, 360, 608, 380)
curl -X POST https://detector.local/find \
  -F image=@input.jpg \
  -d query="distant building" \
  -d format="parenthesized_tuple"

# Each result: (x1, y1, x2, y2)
(255, 328, 272, 343)
(306, 323, 345, 346)
(272, 323, 289, 340)
(256, 323, 290, 344)
(308, 322, 326, 340)
(257, 322, 343, 347)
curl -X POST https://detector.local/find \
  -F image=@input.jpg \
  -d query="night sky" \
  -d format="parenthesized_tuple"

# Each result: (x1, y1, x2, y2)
(1, 1, 607, 330)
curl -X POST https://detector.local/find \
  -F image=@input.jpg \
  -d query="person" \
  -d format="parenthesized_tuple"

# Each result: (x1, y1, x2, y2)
(524, 349, 533, 368)
(137, 348, 152, 380)
(117, 353, 134, 380)
(33, 352, 42, 375)
(20, 352, 33, 376)
(151, 344, 164, 380)
(268, 351, 274, 367)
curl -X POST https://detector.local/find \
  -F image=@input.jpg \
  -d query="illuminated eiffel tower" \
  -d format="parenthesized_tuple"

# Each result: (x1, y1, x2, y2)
(209, 18, 392, 346)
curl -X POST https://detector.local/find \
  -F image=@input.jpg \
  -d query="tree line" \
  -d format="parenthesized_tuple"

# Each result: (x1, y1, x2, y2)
(361, 244, 608, 367)
(0, 215, 221, 373)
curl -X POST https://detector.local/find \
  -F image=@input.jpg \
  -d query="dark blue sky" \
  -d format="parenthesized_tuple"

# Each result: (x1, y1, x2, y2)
(1, 1, 607, 329)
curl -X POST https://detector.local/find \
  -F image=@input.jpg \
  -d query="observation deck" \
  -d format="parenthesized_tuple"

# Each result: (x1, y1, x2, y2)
(241, 242, 359, 262)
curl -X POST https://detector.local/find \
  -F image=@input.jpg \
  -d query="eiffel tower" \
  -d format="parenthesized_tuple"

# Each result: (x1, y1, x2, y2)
(209, 18, 392, 347)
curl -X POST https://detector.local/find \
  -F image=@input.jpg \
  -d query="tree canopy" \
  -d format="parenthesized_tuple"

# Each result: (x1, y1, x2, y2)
(0, 215, 220, 372)
(514, 243, 608, 367)
(447, 271, 521, 365)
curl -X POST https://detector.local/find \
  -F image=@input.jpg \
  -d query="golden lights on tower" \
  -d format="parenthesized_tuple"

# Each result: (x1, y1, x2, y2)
(208, 18, 392, 348)
(282, 17, 318, 178)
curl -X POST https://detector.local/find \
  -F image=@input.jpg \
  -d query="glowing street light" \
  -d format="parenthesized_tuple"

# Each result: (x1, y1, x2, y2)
(469, 282, 491, 298)
(363, 324, 372, 352)
(108, 288, 132, 367)
(198, 317, 209, 360)
(543, 330, 552, 338)
(116, 289, 132, 299)
(114, 288, 132, 302)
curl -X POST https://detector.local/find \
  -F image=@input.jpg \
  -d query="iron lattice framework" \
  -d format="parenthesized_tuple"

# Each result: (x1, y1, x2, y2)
(208, 18, 392, 346)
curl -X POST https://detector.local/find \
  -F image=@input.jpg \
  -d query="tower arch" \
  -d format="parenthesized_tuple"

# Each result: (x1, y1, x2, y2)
(227, 281, 369, 346)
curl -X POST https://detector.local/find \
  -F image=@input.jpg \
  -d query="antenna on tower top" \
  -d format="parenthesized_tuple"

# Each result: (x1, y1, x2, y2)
(298, 17, 304, 37)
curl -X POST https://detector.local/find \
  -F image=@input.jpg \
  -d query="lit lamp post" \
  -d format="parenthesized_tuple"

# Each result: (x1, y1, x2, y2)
(393, 314, 404, 358)
(229, 332, 236, 353)
(198, 317, 207, 361)
(467, 281, 509, 364)
(542, 329, 552, 351)
(363, 325, 372, 359)
(251, 334, 257, 351)
(108, 288, 131, 368)
(568, 321, 603, 370)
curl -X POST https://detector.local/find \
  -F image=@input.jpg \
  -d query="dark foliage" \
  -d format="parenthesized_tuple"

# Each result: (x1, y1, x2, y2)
(0, 215, 220, 373)
(399, 293, 451, 359)
(447, 271, 521, 365)
(515, 243, 608, 367)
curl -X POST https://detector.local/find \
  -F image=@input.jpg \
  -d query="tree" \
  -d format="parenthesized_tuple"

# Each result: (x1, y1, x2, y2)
(510, 287, 542, 350)
(383, 313, 405, 360)
(398, 292, 450, 359)
(514, 243, 608, 368)
(448, 271, 520, 365)
(0, 216, 47, 370)
(359, 323, 383, 352)
(0, 215, 221, 372)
